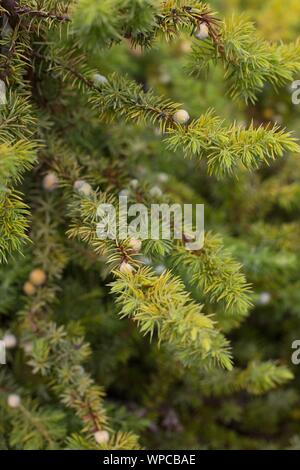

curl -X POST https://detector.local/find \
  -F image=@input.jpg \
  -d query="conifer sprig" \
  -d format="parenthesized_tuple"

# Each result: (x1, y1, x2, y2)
(13, 194, 141, 450)
(200, 361, 294, 396)
(111, 266, 233, 370)
(156, 0, 220, 43)
(172, 232, 252, 323)
(71, 0, 300, 104)
(0, 370, 67, 449)
(189, 15, 300, 103)
(0, 140, 37, 185)
(1, 0, 70, 22)
(89, 75, 299, 176)
(67, 190, 233, 371)
(0, 190, 30, 263)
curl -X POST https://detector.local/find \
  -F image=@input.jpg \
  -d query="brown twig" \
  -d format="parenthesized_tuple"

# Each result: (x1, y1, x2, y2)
(1, 0, 70, 22)
(15, 6, 70, 22)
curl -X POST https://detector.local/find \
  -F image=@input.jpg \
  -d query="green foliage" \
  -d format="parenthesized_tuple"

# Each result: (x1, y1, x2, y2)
(172, 232, 252, 325)
(189, 14, 300, 103)
(167, 113, 299, 175)
(0, 140, 37, 185)
(199, 362, 293, 396)
(111, 266, 233, 370)
(0, 190, 30, 263)
(89, 76, 299, 176)
(72, 0, 159, 49)
(8, 400, 67, 450)
(1, 0, 300, 451)
(66, 431, 141, 450)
